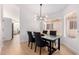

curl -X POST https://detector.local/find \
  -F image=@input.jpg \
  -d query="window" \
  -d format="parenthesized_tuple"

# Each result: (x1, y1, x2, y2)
(70, 21, 77, 29)
(46, 24, 53, 30)
(46, 24, 50, 30)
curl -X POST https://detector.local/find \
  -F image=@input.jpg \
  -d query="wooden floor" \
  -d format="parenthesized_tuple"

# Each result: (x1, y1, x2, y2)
(1, 35, 75, 55)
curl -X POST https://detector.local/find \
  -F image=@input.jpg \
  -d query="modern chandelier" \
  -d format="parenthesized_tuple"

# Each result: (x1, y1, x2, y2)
(36, 4, 48, 21)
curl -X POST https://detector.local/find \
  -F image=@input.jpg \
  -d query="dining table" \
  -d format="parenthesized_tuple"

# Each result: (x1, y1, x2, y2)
(42, 35, 61, 55)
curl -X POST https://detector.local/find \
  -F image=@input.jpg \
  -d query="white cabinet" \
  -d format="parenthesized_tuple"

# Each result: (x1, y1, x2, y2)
(2, 17, 12, 41)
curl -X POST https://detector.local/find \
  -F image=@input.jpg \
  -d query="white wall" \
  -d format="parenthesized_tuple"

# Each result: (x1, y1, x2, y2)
(63, 4, 79, 54)
(20, 5, 41, 42)
(0, 5, 2, 53)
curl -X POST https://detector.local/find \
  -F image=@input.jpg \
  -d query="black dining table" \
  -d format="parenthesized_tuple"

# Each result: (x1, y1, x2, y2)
(42, 35, 61, 55)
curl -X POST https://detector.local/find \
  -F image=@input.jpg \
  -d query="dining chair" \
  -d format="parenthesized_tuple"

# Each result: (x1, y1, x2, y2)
(34, 32, 49, 55)
(43, 30, 48, 34)
(50, 31, 57, 46)
(50, 31, 56, 36)
(27, 31, 35, 49)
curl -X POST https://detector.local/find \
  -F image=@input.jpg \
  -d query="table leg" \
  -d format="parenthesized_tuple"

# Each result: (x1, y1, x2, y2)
(48, 41, 52, 55)
(58, 38, 60, 50)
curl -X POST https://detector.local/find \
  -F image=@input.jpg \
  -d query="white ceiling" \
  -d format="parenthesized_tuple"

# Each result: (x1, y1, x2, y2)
(18, 4, 68, 15)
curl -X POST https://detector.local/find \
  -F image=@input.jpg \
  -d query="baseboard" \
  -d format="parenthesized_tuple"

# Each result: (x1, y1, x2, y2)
(62, 42, 79, 55)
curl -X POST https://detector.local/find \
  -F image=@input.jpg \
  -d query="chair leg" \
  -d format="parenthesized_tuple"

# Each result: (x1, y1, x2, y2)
(31, 43, 33, 49)
(28, 41, 30, 47)
(34, 44, 37, 52)
(39, 47, 42, 55)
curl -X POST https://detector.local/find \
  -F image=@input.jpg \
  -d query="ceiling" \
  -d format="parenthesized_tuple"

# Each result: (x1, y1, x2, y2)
(17, 4, 68, 15)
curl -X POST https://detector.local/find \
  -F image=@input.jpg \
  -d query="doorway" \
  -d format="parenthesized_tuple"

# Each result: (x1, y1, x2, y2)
(1, 4, 21, 54)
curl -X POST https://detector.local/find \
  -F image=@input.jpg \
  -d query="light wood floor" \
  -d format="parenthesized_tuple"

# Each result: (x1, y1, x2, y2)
(1, 35, 75, 55)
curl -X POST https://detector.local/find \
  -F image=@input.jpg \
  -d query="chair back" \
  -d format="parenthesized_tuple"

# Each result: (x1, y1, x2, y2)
(27, 31, 34, 42)
(34, 32, 44, 46)
(43, 30, 47, 34)
(50, 31, 56, 36)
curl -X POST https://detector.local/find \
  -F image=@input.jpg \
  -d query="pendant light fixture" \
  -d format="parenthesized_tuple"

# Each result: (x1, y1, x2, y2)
(35, 4, 48, 21)
(40, 4, 42, 20)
